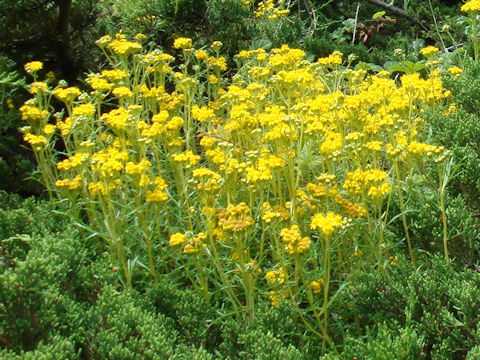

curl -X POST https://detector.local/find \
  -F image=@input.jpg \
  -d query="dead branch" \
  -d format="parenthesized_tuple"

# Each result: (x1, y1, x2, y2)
(363, 0, 430, 32)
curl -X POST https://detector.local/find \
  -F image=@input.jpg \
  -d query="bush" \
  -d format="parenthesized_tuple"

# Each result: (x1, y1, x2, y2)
(332, 255, 480, 359)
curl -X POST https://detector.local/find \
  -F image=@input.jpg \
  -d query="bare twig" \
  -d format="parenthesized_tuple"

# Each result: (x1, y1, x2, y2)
(363, 0, 430, 32)
(352, 2, 361, 44)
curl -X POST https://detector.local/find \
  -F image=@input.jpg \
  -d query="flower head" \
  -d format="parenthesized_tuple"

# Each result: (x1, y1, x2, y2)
(461, 0, 480, 12)
(173, 37, 193, 49)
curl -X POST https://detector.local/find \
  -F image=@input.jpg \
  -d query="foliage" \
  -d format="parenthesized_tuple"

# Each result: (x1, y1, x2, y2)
(0, 0, 102, 80)
(3, 195, 480, 359)
(331, 255, 480, 359)
(0, 57, 40, 195)
(96, 0, 208, 48)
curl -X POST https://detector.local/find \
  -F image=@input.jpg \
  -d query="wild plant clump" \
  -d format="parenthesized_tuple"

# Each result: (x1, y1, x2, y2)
(20, 33, 455, 344)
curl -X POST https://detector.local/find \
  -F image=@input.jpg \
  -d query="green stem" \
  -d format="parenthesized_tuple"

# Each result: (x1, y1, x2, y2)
(394, 162, 415, 267)
(473, 15, 479, 61)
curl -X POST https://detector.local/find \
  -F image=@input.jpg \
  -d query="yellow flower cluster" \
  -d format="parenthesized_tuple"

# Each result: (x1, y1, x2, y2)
(419, 46, 439, 58)
(24, 61, 43, 74)
(280, 225, 311, 254)
(265, 268, 287, 285)
(57, 152, 90, 171)
(23, 133, 47, 150)
(317, 51, 343, 66)
(192, 168, 222, 191)
(183, 232, 207, 254)
(218, 203, 254, 232)
(170, 232, 187, 247)
(29, 82, 48, 94)
(87, 73, 114, 92)
(146, 176, 168, 202)
(261, 202, 290, 223)
(107, 35, 142, 56)
(311, 212, 344, 236)
(173, 37, 193, 50)
(101, 69, 129, 82)
(53, 87, 82, 104)
(343, 168, 391, 199)
(55, 175, 82, 190)
(255, 0, 290, 19)
(447, 66, 463, 75)
(461, 0, 480, 12)
(72, 103, 95, 118)
(20, 105, 48, 123)
(310, 278, 324, 294)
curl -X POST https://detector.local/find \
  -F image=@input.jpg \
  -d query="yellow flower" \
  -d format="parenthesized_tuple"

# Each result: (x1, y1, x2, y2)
(112, 86, 133, 99)
(419, 46, 439, 58)
(57, 152, 90, 171)
(169, 233, 187, 246)
(135, 33, 147, 41)
(194, 49, 208, 61)
(95, 35, 112, 47)
(211, 41, 223, 52)
(269, 291, 279, 307)
(218, 203, 254, 232)
(24, 133, 48, 150)
(146, 188, 168, 202)
(317, 51, 343, 66)
(87, 74, 114, 92)
(311, 212, 343, 236)
(183, 232, 207, 254)
(24, 61, 43, 74)
(72, 103, 95, 118)
(447, 66, 463, 75)
(172, 150, 200, 167)
(191, 105, 214, 122)
(20, 105, 49, 123)
(43, 124, 56, 136)
(265, 268, 287, 285)
(52, 87, 82, 103)
(101, 69, 129, 82)
(280, 225, 311, 255)
(310, 279, 324, 294)
(461, 0, 480, 12)
(29, 82, 48, 94)
(208, 74, 219, 84)
(173, 37, 193, 49)
(107, 39, 142, 56)
(192, 168, 222, 191)
(55, 175, 82, 191)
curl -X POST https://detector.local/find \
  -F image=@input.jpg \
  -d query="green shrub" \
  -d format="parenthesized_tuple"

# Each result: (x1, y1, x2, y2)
(1, 336, 79, 360)
(97, 0, 208, 48)
(85, 286, 179, 359)
(332, 255, 480, 359)
(0, 193, 214, 358)
(217, 302, 306, 359)
(325, 324, 424, 360)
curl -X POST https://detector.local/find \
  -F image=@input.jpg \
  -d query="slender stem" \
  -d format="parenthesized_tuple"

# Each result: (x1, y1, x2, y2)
(394, 162, 415, 267)
(438, 165, 449, 262)
(473, 15, 479, 61)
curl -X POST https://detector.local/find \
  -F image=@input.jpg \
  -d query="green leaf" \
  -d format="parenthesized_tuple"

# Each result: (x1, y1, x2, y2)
(372, 11, 386, 19)
(250, 39, 272, 51)
(388, 60, 426, 73)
